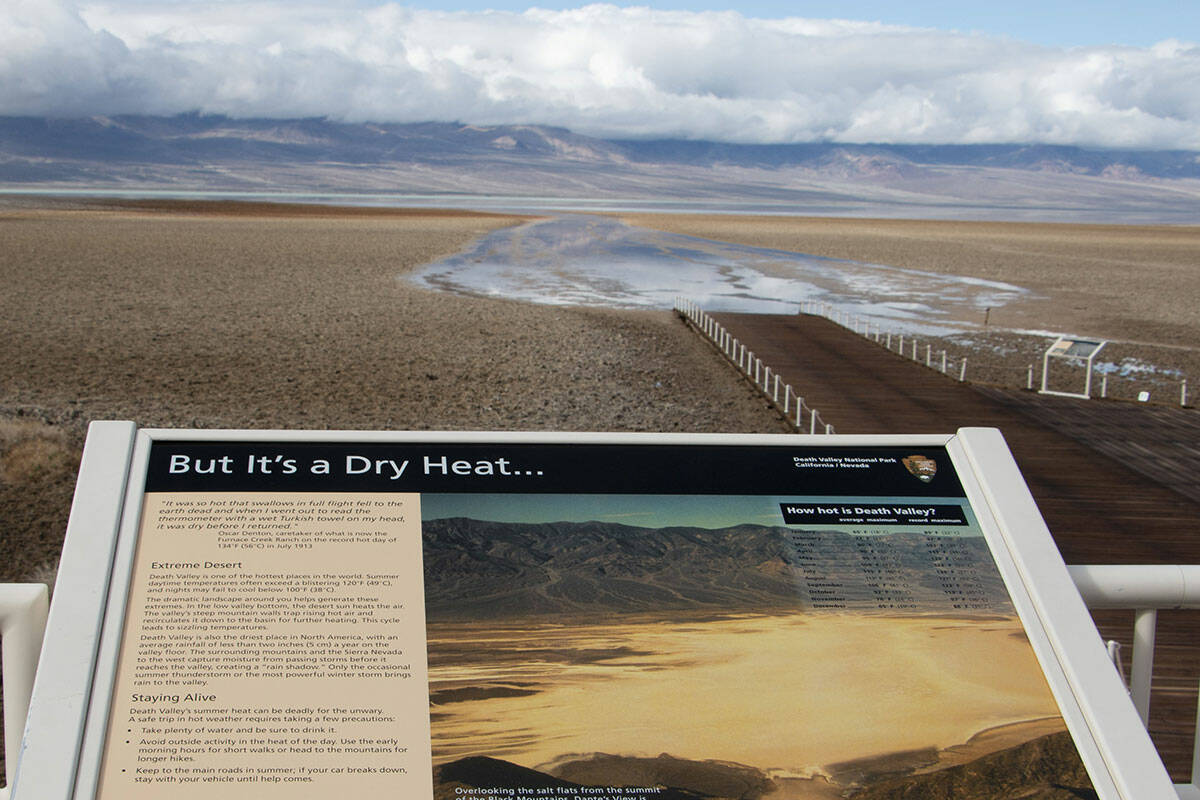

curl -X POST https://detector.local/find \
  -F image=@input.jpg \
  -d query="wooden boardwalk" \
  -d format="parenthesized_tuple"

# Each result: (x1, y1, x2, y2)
(711, 311, 1200, 780)
(975, 386, 1200, 507)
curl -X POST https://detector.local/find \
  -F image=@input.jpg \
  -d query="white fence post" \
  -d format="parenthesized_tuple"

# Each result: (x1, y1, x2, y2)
(959, 359, 967, 382)
(1132, 608, 1157, 726)
(1067, 564, 1200, 798)
(678, 298, 837, 439)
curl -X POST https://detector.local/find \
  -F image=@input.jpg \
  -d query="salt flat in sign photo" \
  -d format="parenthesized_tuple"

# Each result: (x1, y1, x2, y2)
(10, 425, 1178, 799)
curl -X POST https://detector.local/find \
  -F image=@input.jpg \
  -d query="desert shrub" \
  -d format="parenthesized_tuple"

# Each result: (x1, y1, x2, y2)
(0, 422, 77, 486)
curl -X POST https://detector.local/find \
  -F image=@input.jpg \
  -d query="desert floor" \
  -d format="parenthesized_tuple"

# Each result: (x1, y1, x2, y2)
(2, 198, 1197, 585)
(427, 613, 1060, 770)
(0, 198, 787, 584)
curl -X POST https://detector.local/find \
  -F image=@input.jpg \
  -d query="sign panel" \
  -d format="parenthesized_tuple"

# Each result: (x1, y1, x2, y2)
(111, 437, 1083, 799)
(1047, 338, 1107, 359)
(96, 490, 429, 796)
(11, 427, 1178, 800)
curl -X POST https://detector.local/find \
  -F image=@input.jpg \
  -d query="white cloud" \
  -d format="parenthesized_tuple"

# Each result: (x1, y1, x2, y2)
(1, 0, 1198, 148)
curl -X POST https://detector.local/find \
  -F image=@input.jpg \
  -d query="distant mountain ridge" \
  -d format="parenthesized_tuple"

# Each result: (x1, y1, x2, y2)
(3, 115, 1198, 177)
(4, 115, 1200, 221)
(420, 517, 1009, 619)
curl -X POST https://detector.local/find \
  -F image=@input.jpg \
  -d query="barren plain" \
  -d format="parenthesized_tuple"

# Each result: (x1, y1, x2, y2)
(0, 198, 786, 584)
(2, 198, 1198, 585)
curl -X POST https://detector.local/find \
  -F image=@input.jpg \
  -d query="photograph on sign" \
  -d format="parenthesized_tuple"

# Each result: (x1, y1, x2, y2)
(421, 493, 1088, 799)
(77, 437, 1099, 799)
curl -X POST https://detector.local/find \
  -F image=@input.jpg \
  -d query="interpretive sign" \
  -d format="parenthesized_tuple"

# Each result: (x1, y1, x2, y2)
(11, 426, 1177, 800)
(1041, 335, 1108, 399)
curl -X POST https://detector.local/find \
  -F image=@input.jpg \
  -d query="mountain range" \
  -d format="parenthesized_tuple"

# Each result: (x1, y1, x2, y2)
(4, 115, 1200, 221)
(420, 517, 1009, 619)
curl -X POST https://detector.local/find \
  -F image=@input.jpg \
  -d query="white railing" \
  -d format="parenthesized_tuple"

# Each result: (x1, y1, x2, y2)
(802, 300, 1194, 406)
(0, 567, 1198, 795)
(798, 300, 971, 382)
(0, 584, 49, 800)
(675, 298, 834, 434)
(1067, 564, 1200, 800)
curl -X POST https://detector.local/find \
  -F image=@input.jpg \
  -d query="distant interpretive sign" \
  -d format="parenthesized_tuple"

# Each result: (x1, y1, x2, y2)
(1041, 335, 1108, 399)
(11, 425, 1177, 799)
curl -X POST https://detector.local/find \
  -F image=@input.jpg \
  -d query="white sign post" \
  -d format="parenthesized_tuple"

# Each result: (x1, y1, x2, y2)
(1040, 336, 1108, 399)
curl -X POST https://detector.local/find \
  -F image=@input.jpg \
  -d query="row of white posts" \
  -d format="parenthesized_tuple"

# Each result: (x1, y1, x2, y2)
(809, 302, 1193, 407)
(675, 299, 834, 434)
(798, 300, 969, 382)
(1042, 370, 1191, 407)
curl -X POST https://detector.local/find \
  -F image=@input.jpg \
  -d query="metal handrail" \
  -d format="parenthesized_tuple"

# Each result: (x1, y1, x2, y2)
(2, 567, 1196, 797)
(1068, 564, 1200, 799)
(0, 584, 49, 800)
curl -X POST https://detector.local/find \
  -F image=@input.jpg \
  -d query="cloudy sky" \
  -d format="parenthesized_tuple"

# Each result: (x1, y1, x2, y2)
(4, 0, 1199, 148)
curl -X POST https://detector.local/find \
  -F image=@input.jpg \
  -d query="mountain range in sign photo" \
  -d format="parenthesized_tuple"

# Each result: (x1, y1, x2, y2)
(419, 516, 1009, 619)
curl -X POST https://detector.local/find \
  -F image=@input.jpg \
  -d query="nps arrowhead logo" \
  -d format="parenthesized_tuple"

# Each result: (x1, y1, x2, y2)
(901, 454, 938, 483)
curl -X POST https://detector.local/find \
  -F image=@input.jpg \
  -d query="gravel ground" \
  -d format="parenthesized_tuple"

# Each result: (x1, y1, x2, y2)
(4, 200, 1198, 584)
(0, 200, 787, 583)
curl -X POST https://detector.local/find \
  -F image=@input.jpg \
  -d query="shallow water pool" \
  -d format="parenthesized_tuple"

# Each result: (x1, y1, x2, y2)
(408, 215, 1031, 335)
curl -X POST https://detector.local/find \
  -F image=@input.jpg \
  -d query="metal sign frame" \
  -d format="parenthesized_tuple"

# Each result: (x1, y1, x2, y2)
(1041, 336, 1109, 399)
(10, 422, 1177, 800)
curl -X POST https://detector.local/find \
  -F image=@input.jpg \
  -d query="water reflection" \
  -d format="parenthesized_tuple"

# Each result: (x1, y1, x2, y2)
(408, 215, 1030, 334)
